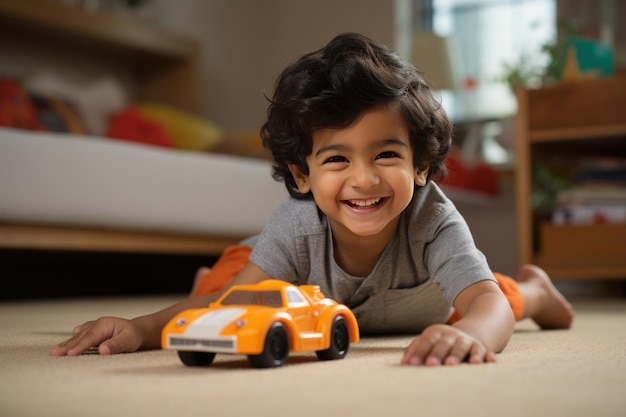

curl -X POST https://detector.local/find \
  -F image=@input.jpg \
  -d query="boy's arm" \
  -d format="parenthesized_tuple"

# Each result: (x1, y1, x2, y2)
(450, 280, 516, 354)
(401, 280, 515, 366)
(50, 262, 271, 356)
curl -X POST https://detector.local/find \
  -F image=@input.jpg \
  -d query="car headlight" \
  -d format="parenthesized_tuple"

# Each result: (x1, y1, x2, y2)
(235, 319, 246, 328)
(176, 318, 188, 327)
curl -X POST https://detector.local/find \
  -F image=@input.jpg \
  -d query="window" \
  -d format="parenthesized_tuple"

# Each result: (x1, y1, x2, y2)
(409, 0, 556, 122)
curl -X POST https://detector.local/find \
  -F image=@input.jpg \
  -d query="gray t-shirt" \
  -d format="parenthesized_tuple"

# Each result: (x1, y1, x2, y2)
(247, 182, 494, 334)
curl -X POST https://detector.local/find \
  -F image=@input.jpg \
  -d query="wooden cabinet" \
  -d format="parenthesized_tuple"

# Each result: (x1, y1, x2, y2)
(0, 0, 200, 112)
(515, 76, 626, 279)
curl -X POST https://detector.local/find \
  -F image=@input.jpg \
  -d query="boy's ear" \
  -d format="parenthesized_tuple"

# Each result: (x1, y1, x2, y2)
(414, 165, 430, 186)
(288, 164, 311, 193)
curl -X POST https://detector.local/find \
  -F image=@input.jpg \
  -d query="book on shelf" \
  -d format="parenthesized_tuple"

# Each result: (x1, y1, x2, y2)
(553, 184, 626, 226)
(573, 157, 626, 184)
(552, 203, 626, 225)
(551, 156, 626, 225)
(556, 184, 626, 206)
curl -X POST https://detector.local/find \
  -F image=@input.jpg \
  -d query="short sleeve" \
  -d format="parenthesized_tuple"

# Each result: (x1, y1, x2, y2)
(248, 199, 324, 284)
(423, 208, 495, 305)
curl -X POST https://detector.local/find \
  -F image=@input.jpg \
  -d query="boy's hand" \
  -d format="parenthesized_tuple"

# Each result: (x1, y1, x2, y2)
(50, 317, 145, 356)
(401, 324, 496, 366)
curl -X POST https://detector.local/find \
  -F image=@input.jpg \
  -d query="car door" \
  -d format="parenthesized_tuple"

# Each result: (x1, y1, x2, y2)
(285, 288, 315, 333)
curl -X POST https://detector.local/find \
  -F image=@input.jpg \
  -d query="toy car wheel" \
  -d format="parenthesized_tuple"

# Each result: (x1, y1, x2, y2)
(248, 322, 289, 368)
(177, 351, 216, 367)
(316, 315, 350, 361)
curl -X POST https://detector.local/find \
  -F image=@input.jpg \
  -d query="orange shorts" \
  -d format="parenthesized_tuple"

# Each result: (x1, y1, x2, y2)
(191, 245, 524, 322)
(446, 272, 524, 324)
(190, 245, 253, 297)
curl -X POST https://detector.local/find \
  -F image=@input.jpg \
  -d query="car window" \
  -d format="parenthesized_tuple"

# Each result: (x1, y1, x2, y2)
(286, 288, 311, 308)
(286, 288, 304, 304)
(221, 290, 283, 308)
(260, 291, 283, 308)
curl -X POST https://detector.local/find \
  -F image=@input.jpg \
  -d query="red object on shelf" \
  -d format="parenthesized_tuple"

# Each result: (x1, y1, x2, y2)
(0, 78, 43, 131)
(107, 107, 174, 148)
(467, 163, 499, 195)
(439, 147, 500, 196)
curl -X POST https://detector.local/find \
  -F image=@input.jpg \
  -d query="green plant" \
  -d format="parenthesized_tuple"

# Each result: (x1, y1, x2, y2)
(500, 18, 577, 90)
(532, 164, 569, 212)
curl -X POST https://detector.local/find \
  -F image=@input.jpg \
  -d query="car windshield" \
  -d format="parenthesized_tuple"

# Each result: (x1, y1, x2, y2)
(220, 290, 284, 308)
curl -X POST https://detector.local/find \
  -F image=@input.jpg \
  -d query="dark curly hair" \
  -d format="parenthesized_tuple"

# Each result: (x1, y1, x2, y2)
(261, 32, 452, 199)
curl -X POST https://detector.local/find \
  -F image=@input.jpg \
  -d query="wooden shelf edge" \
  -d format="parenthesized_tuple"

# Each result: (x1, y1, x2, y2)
(533, 258, 626, 280)
(0, 224, 242, 255)
(0, 0, 197, 60)
(530, 123, 626, 142)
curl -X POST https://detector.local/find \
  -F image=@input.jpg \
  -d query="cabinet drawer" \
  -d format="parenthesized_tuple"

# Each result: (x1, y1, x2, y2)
(527, 76, 626, 131)
(539, 223, 626, 266)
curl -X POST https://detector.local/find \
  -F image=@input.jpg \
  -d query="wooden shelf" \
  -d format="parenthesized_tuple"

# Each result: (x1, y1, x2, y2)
(533, 264, 626, 280)
(0, 0, 196, 60)
(515, 76, 626, 280)
(530, 124, 626, 143)
(525, 76, 626, 132)
(0, 0, 201, 112)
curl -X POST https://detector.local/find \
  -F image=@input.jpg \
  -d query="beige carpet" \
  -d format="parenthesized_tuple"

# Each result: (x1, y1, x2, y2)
(1, 296, 625, 417)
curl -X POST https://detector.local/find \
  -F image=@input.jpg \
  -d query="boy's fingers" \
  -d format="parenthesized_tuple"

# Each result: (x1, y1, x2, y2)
(99, 331, 140, 355)
(442, 338, 472, 365)
(72, 320, 94, 335)
(401, 325, 495, 366)
(401, 336, 433, 365)
(51, 320, 115, 356)
(401, 342, 422, 365)
(403, 333, 446, 365)
(468, 343, 488, 364)
(51, 335, 94, 356)
(424, 336, 455, 366)
(98, 342, 113, 355)
(66, 332, 105, 356)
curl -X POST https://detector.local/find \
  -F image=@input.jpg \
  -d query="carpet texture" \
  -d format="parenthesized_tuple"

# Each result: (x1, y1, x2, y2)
(1, 296, 625, 417)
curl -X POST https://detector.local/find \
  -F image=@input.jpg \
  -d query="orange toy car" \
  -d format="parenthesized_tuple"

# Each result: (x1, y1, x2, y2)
(162, 280, 360, 368)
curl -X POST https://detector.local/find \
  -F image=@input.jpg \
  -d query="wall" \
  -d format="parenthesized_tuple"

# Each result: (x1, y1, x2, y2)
(151, 0, 395, 130)
(454, 178, 519, 277)
(151, 0, 521, 276)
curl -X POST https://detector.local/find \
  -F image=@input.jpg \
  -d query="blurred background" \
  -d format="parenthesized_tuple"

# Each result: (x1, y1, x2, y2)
(1, 0, 624, 299)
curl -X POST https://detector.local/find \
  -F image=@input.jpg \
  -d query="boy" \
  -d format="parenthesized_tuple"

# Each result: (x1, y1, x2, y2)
(51, 33, 573, 366)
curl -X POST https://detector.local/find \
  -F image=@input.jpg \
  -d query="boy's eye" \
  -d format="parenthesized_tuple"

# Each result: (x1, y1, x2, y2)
(376, 151, 399, 159)
(324, 155, 348, 164)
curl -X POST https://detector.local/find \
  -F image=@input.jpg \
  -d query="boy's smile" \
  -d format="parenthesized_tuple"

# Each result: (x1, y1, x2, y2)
(344, 197, 384, 210)
(289, 105, 429, 249)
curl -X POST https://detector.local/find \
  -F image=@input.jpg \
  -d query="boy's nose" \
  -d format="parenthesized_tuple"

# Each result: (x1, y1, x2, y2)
(349, 163, 380, 188)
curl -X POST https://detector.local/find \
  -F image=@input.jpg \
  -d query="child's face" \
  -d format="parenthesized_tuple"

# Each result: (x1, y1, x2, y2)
(289, 105, 429, 241)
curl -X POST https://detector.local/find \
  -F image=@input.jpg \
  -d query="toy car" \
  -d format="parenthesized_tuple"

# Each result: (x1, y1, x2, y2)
(162, 279, 360, 368)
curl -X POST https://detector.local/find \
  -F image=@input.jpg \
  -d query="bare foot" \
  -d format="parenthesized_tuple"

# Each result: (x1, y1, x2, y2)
(517, 264, 575, 329)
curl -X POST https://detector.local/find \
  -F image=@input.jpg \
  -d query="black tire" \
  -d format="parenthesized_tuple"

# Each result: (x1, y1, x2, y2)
(248, 322, 289, 368)
(178, 350, 216, 367)
(316, 315, 350, 361)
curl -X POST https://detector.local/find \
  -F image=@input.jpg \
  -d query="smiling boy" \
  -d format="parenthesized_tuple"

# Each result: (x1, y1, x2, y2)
(51, 33, 573, 365)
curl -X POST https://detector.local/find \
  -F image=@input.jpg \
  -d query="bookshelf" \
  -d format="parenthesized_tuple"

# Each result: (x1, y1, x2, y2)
(515, 76, 626, 280)
(0, 0, 201, 112)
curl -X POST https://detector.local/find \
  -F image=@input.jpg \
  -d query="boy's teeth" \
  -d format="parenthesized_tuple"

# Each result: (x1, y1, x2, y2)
(349, 198, 381, 207)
